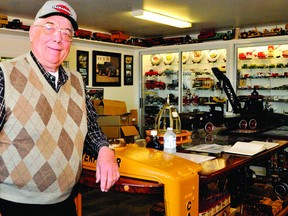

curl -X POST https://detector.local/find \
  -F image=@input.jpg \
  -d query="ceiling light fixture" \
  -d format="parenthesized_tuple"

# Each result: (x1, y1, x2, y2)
(132, 10, 192, 28)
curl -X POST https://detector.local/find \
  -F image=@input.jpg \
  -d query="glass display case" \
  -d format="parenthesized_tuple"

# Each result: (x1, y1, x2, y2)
(141, 52, 180, 132)
(236, 43, 288, 114)
(181, 48, 227, 113)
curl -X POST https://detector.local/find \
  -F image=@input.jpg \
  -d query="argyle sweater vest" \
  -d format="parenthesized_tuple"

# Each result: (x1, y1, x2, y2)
(0, 53, 87, 204)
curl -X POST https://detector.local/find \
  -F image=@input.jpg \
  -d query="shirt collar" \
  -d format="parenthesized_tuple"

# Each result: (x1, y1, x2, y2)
(30, 51, 68, 92)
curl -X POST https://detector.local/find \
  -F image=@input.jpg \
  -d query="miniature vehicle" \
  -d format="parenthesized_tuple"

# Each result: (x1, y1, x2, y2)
(6, 19, 21, 29)
(142, 37, 164, 47)
(197, 29, 234, 41)
(92, 32, 111, 42)
(179, 111, 213, 132)
(179, 103, 224, 133)
(163, 35, 192, 45)
(167, 93, 178, 105)
(145, 80, 166, 90)
(145, 95, 165, 105)
(162, 68, 175, 76)
(0, 15, 8, 27)
(110, 31, 130, 43)
(145, 105, 160, 115)
(257, 52, 267, 59)
(240, 28, 262, 38)
(145, 69, 159, 76)
(263, 27, 285, 37)
(20, 23, 30, 31)
(126, 37, 146, 47)
(167, 80, 178, 90)
(97, 62, 117, 77)
(74, 29, 92, 39)
(198, 30, 216, 39)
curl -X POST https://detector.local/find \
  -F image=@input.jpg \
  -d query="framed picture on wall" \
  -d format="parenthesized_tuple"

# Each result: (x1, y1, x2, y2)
(124, 55, 133, 85)
(92, 51, 121, 87)
(77, 50, 89, 85)
(0, 57, 13, 62)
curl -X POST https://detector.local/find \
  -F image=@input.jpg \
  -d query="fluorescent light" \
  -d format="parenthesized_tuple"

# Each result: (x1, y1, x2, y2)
(132, 10, 192, 28)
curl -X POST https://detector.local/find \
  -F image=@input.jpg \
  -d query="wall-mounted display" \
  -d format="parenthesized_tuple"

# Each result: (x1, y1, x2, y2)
(0, 56, 13, 62)
(124, 55, 133, 85)
(92, 51, 121, 87)
(76, 50, 89, 85)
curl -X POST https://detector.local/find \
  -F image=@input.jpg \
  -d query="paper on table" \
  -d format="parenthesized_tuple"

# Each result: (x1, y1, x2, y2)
(175, 152, 216, 164)
(249, 140, 279, 150)
(224, 141, 279, 156)
(185, 144, 232, 154)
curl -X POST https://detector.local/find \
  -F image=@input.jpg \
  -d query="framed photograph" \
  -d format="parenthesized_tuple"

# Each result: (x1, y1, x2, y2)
(124, 55, 133, 85)
(0, 56, 13, 62)
(86, 87, 104, 100)
(92, 51, 121, 87)
(77, 50, 89, 85)
(62, 60, 69, 68)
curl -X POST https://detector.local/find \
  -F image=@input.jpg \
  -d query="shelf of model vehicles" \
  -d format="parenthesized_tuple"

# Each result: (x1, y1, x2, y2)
(237, 44, 288, 114)
(72, 25, 288, 47)
(142, 49, 228, 130)
(2, 14, 288, 47)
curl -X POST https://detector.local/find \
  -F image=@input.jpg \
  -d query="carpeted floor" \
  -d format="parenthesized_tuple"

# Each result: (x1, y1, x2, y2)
(82, 188, 163, 216)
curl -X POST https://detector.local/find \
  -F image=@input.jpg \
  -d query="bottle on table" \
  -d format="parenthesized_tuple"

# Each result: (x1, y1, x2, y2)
(163, 127, 176, 154)
(146, 130, 163, 150)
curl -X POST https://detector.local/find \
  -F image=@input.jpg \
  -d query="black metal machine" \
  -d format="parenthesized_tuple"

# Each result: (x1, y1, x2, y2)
(212, 67, 288, 131)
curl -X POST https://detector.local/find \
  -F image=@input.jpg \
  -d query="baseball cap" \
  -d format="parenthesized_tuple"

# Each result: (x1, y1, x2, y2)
(35, 0, 78, 30)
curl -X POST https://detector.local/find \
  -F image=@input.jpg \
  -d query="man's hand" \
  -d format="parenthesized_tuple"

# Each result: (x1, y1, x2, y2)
(95, 146, 120, 192)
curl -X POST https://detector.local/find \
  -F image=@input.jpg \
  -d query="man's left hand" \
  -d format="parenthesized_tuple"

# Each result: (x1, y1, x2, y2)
(95, 146, 120, 192)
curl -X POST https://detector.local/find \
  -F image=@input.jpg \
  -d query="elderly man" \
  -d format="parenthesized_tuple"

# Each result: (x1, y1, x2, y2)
(0, 1, 119, 215)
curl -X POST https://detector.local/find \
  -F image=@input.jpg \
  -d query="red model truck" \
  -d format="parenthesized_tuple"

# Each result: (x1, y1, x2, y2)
(110, 30, 130, 43)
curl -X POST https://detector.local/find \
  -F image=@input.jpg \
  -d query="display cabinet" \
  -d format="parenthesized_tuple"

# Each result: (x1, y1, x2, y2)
(236, 43, 288, 114)
(139, 36, 288, 135)
(140, 42, 232, 134)
(141, 52, 180, 132)
(181, 48, 227, 113)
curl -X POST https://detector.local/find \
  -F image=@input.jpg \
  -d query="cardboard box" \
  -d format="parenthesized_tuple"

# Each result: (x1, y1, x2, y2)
(121, 125, 139, 137)
(94, 99, 127, 116)
(101, 126, 121, 139)
(120, 125, 140, 143)
(100, 125, 139, 140)
(98, 114, 130, 126)
(129, 109, 138, 125)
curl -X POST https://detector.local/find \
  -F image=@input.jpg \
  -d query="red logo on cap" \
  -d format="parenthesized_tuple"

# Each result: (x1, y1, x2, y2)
(53, 4, 71, 16)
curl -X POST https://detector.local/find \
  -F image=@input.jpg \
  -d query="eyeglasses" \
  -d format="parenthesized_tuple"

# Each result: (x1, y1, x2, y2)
(34, 22, 74, 42)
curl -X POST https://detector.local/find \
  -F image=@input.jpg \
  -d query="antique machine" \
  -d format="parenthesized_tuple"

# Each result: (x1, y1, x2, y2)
(147, 95, 192, 145)
(212, 67, 288, 131)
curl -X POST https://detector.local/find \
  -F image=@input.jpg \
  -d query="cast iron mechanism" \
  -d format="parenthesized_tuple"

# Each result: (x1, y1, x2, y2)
(155, 95, 181, 134)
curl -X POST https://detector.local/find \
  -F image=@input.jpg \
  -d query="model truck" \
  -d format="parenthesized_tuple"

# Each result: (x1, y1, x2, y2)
(74, 29, 92, 39)
(110, 31, 130, 43)
(197, 29, 234, 41)
(0, 15, 8, 27)
(92, 32, 112, 42)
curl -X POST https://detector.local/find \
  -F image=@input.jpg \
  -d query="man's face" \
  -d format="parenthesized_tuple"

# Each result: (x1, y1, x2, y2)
(29, 15, 73, 72)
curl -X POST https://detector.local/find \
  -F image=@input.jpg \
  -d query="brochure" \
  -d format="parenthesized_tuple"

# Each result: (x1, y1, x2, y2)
(224, 140, 279, 156)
